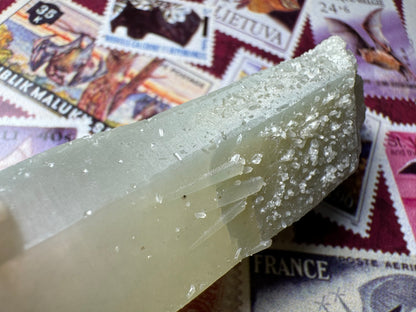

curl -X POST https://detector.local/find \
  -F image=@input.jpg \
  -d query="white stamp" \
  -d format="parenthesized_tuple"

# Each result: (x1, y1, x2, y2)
(98, 0, 215, 66)
(381, 122, 416, 255)
(213, 0, 308, 59)
(221, 47, 275, 87)
(243, 244, 416, 312)
(308, 0, 416, 101)
(315, 111, 389, 237)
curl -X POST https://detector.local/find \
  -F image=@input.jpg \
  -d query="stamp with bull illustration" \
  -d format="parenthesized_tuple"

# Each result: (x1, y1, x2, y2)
(0, 0, 219, 133)
(99, 0, 215, 66)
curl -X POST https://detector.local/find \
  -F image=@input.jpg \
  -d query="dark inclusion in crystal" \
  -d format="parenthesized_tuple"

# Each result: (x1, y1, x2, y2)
(111, 1, 201, 47)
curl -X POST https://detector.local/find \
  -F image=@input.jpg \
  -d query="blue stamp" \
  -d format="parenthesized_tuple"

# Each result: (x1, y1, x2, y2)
(248, 245, 416, 311)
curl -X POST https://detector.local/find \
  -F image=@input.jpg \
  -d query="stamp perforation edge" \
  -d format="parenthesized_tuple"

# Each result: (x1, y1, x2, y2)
(272, 240, 412, 258)
(0, 115, 90, 139)
(0, 0, 221, 132)
(402, 0, 416, 51)
(213, 0, 309, 60)
(0, 0, 102, 24)
(97, 0, 216, 66)
(243, 240, 416, 311)
(379, 121, 416, 255)
(0, 83, 71, 123)
(307, 0, 416, 102)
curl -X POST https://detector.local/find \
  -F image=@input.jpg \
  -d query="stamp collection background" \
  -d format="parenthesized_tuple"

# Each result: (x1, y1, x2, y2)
(1, 0, 416, 311)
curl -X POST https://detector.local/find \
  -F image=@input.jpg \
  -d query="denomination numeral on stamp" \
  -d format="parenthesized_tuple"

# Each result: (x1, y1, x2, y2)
(319, 2, 350, 14)
(27, 2, 62, 25)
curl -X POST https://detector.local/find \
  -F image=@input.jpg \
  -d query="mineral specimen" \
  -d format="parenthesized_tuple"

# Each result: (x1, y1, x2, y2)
(0, 36, 364, 311)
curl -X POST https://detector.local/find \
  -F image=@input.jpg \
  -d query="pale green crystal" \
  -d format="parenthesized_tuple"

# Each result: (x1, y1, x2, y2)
(0, 36, 364, 311)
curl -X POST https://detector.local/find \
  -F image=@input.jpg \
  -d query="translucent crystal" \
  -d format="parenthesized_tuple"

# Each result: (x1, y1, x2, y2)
(0, 36, 364, 312)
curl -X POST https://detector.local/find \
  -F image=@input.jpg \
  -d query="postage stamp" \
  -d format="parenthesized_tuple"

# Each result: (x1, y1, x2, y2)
(0, 0, 219, 133)
(308, 0, 416, 101)
(0, 117, 89, 171)
(242, 244, 416, 311)
(0, 94, 35, 118)
(98, 0, 215, 66)
(403, 0, 416, 50)
(213, 0, 308, 59)
(221, 47, 275, 87)
(314, 111, 388, 237)
(0, 82, 68, 122)
(381, 122, 416, 254)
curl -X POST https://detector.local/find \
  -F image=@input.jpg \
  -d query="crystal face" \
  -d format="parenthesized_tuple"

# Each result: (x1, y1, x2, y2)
(0, 36, 364, 312)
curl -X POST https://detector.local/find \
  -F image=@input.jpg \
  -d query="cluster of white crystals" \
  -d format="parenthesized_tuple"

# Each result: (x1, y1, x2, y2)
(0, 36, 364, 312)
